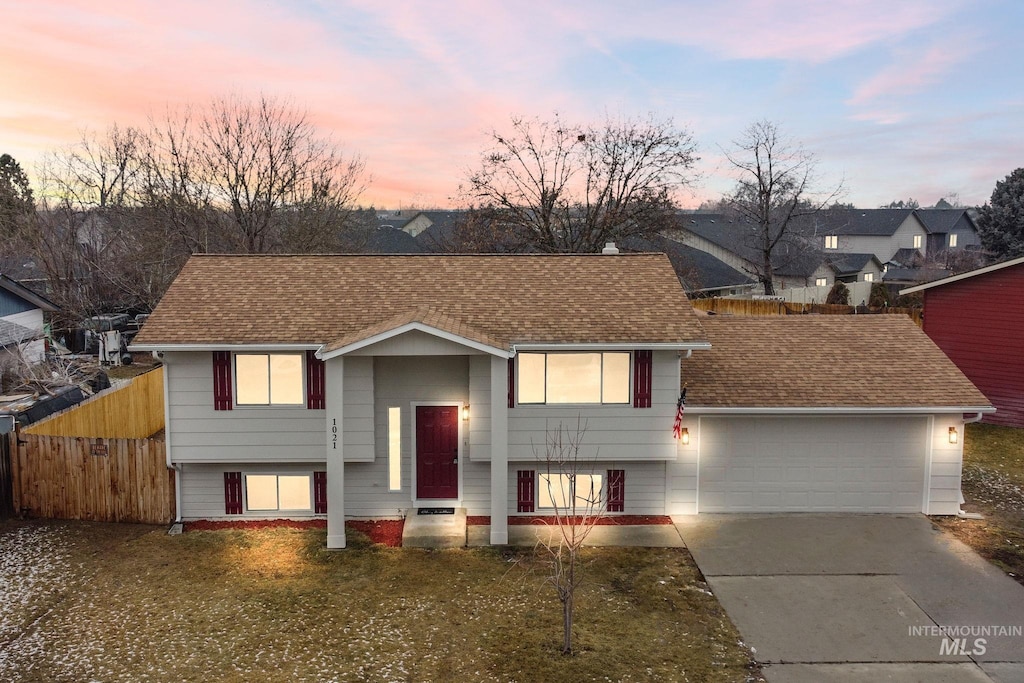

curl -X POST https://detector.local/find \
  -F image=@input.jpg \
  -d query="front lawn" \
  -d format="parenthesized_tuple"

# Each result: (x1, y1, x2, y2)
(0, 520, 758, 682)
(934, 423, 1024, 586)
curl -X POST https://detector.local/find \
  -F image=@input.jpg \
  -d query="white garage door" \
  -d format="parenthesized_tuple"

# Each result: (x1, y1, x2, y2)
(698, 416, 927, 513)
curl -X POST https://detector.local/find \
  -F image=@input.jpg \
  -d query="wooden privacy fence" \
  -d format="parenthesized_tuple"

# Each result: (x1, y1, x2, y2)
(7, 432, 174, 524)
(690, 297, 923, 326)
(25, 367, 165, 438)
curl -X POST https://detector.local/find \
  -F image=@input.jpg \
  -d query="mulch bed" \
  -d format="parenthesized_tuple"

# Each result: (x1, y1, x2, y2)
(185, 518, 405, 547)
(466, 515, 673, 526)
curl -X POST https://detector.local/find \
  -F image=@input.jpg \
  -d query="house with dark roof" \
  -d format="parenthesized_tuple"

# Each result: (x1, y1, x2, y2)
(914, 209, 981, 255)
(901, 256, 1024, 428)
(132, 252, 991, 546)
(0, 273, 59, 364)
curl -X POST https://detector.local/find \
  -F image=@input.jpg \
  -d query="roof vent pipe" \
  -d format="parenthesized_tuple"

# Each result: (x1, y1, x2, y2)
(602, 242, 619, 255)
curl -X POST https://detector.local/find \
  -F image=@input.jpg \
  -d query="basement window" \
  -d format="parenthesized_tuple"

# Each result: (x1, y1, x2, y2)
(538, 473, 603, 510)
(245, 474, 312, 511)
(518, 352, 630, 404)
(235, 354, 303, 406)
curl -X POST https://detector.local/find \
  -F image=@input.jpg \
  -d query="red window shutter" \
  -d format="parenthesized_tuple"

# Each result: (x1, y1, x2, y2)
(607, 469, 625, 512)
(508, 358, 515, 408)
(224, 471, 243, 514)
(517, 470, 535, 512)
(633, 350, 652, 408)
(306, 351, 325, 410)
(212, 351, 233, 411)
(313, 471, 327, 514)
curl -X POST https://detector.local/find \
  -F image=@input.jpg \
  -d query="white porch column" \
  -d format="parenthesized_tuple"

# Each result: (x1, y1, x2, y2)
(325, 357, 346, 548)
(489, 355, 509, 544)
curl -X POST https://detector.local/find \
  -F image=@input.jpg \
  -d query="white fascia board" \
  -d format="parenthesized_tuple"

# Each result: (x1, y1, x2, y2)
(900, 255, 1024, 294)
(318, 322, 511, 360)
(128, 343, 318, 352)
(686, 405, 996, 415)
(512, 342, 711, 353)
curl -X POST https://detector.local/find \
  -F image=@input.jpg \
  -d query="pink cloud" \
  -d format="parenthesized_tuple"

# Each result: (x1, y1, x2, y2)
(847, 42, 977, 108)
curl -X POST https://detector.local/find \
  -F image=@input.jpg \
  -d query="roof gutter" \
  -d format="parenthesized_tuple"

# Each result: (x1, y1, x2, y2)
(511, 342, 711, 353)
(129, 343, 319, 353)
(685, 406, 996, 416)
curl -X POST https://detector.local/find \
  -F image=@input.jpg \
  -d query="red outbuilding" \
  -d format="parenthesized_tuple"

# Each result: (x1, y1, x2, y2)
(902, 256, 1024, 428)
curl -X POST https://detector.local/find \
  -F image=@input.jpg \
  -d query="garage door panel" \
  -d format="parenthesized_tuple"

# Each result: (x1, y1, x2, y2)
(697, 416, 927, 513)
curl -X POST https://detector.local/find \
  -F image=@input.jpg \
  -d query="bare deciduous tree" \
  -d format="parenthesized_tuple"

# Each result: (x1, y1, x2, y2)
(534, 418, 605, 655)
(464, 113, 698, 253)
(724, 120, 842, 295)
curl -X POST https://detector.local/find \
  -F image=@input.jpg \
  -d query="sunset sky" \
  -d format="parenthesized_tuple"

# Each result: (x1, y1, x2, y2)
(2, 0, 1022, 209)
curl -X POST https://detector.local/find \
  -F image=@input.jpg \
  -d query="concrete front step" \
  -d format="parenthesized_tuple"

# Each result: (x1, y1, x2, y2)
(402, 508, 467, 548)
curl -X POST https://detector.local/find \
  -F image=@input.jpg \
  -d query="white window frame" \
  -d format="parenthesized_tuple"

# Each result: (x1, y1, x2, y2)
(243, 473, 314, 513)
(517, 352, 632, 406)
(824, 235, 838, 249)
(949, 233, 958, 247)
(913, 234, 923, 249)
(815, 277, 828, 287)
(864, 272, 874, 282)
(234, 352, 305, 407)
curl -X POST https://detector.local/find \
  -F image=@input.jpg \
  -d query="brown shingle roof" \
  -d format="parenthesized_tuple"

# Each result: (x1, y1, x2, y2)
(322, 306, 506, 354)
(682, 316, 991, 409)
(133, 254, 706, 348)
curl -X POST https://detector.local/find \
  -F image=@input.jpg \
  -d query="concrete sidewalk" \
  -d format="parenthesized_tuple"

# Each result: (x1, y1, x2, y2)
(674, 514, 1024, 683)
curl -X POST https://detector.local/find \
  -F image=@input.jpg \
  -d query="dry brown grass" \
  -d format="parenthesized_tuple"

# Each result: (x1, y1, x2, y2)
(0, 520, 758, 682)
(934, 423, 1024, 587)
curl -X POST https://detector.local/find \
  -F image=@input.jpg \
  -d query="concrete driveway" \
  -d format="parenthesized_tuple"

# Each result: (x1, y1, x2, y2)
(674, 514, 1024, 683)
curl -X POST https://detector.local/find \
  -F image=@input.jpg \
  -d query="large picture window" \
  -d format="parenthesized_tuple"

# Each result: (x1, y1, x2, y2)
(518, 352, 630, 404)
(235, 353, 303, 405)
(245, 474, 312, 511)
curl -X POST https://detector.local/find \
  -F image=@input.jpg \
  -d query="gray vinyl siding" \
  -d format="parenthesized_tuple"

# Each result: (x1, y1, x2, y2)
(507, 461, 668, 516)
(342, 357, 374, 462)
(165, 351, 326, 463)
(667, 417, 700, 514)
(179, 461, 325, 520)
(468, 355, 491, 462)
(507, 351, 680, 462)
(926, 415, 965, 515)
(834, 216, 929, 262)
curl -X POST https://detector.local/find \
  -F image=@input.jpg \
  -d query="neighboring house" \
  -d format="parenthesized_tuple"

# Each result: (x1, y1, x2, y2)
(901, 257, 1024, 428)
(133, 253, 993, 546)
(365, 226, 424, 254)
(813, 209, 928, 263)
(914, 209, 981, 255)
(675, 316, 991, 514)
(624, 234, 756, 297)
(0, 273, 59, 364)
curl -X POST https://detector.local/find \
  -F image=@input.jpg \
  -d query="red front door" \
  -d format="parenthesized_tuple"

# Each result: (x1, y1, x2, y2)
(416, 405, 459, 499)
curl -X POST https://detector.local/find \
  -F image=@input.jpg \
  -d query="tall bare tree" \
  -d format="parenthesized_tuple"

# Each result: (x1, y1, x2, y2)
(464, 114, 698, 253)
(724, 120, 842, 295)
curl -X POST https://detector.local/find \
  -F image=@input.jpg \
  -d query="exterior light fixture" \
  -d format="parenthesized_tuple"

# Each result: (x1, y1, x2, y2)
(680, 427, 689, 445)
(463, 404, 470, 421)
(948, 427, 958, 444)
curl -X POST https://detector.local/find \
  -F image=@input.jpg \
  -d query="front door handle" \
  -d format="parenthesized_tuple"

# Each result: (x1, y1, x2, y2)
(453, 456, 458, 464)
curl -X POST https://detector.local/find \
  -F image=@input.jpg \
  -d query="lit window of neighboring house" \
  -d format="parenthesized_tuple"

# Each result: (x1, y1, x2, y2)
(913, 235, 922, 249)
(864, 273, 874, 282)
(949, 234, 958, 247)
(815, 277, 828, 287)
(824, 235, 838, 249)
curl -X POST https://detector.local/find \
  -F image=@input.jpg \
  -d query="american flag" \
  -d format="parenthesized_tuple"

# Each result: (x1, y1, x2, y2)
(672, 387, 687, 440)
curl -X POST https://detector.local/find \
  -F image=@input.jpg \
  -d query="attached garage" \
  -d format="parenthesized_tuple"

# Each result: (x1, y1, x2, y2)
(670, 316, 994, 516)
(697, 415, 926, 513)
